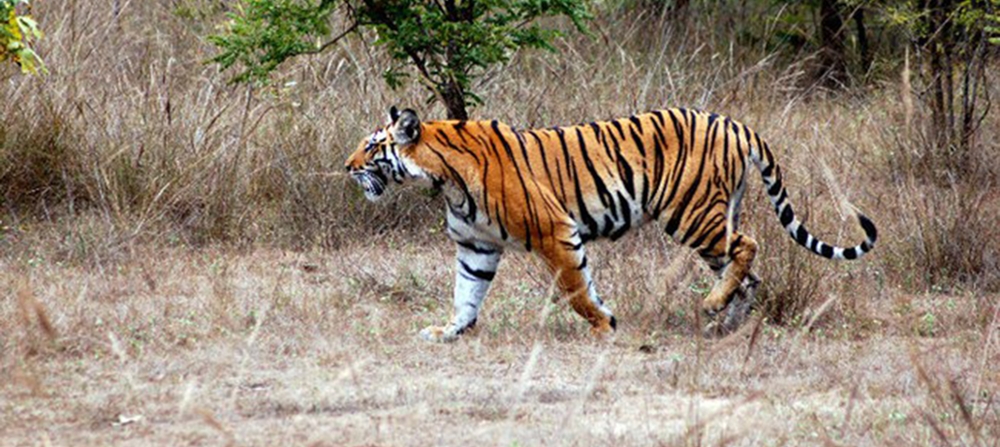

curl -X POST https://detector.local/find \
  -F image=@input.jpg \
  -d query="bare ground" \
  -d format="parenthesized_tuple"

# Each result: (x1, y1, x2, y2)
(2, 242, 998, 446)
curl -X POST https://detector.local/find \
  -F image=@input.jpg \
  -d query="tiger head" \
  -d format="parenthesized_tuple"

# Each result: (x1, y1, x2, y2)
(344, 106, 423, 201)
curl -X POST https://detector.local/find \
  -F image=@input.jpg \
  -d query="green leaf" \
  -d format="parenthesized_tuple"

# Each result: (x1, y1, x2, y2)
(16, 46, 44, 74)
(16, 15, 41, 39)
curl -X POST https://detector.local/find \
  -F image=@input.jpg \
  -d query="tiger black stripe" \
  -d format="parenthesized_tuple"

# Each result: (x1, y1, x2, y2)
(628, 115, 644, 135)
(492, 144, 512, 228)
(535, 131, 567, 203)
(611, 130, 636, 199)
(609, 192, 633, 241)
(591, 122, 617, 163)
(523, 217, 533, 252)
(514, 129, 537, 176)
(493, 202, 509, 240)
(555, 128, 576, 183)
(665, 114, 711, 239)
(481, 157, 493, 224)
(514, 132, 547, 244)
(627, 126, 650, 211)
(572, 166, 600, 238)
(651, 110, 666, 127)
(427, 149, 477, 221)
(457, 240, 497, 255)
(459, 259, 496, 281)
(493, 122, 541, 245)
(648, 122, 668, 211)
(657, 109, 689, 220)
(575, 128, 616, 215)
(437, 131, 480, 163)
(611, 119, 626, 140)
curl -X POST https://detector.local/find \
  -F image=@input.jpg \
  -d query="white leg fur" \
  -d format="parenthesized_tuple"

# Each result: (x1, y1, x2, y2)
(419, 242, 501, 342)
(581, 262, 614, 319)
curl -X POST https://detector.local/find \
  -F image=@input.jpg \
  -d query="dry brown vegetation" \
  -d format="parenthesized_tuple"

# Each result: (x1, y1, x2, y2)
(1, 1, 999, 445)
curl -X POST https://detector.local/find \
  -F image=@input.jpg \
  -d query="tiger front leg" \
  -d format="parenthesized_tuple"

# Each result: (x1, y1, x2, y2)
(420, 241, 501, 343)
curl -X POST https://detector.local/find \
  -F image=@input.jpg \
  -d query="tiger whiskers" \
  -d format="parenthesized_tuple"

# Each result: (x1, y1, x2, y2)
(304, 171, 349, 177)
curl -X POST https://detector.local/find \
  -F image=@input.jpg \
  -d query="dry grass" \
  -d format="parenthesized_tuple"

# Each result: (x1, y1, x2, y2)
(2, 1, 1000, 445)
(1, 244, 998, 445)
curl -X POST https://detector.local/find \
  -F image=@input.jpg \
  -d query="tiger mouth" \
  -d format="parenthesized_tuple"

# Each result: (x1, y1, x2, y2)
(352, 170, 387, 201)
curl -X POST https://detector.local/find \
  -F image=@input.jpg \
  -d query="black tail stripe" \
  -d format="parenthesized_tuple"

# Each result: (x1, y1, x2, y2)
(820, 244, 834, 258)
(859, 214, 878, 242)
(767, 178, 783, 196)
(794, 224, 809, 246)
(779, 206, 794, 226)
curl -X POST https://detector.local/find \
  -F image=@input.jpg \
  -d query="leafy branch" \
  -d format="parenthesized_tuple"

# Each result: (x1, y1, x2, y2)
(208, 0, 591, 119)
(0, 0, 45, 74)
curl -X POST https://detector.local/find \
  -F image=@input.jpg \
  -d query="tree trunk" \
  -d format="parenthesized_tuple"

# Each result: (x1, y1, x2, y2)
(818, 0, 848, 88)
(853, 7, 872, 75)
(921, 0, 953, 159)
(911, 0, 993, 178)
(959, 16, 988, 174)
(941, 0, 955, 154)
(439, 79, 469, 120)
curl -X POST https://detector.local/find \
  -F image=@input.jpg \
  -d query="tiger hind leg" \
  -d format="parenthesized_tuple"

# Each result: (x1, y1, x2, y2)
(708, 272, 760, 335)
(700, 232, 759, 316)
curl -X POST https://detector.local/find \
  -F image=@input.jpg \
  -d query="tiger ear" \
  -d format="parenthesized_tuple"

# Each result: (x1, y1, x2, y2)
(391, 108, 420, 146)
(387, 105, 400, 125)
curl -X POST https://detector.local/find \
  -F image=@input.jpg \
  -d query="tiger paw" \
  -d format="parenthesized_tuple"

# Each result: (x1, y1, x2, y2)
(419, 325, 460, 343)
(702, 319, 724, 338)
(721, 292, 754, 332)
(702, 291, 753, 337)
(589, 320, 616, 339)
(701, 293, 729, 316)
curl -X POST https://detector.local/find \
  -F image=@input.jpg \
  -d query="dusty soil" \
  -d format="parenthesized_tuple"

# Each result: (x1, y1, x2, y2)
(2, 246, 997, 446)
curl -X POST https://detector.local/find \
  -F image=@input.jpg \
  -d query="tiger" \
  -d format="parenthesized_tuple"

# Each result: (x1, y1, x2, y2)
(345, 106, 877, 342)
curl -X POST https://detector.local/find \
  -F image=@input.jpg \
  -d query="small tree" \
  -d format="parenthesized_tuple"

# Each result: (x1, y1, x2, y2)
(209, 0, 590, 119)
(882, 0, 997, 174)
(0, 0, 44, 74)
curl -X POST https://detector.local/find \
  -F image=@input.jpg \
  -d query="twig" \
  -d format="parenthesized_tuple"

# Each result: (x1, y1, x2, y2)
(302, 22, 359, 56)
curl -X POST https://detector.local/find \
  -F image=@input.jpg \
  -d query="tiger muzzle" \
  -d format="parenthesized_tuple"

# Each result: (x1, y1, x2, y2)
(351, 169, 388, 201)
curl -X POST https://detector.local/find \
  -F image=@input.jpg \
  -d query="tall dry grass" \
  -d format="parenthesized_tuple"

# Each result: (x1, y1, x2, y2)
(0, 0, 998, 321)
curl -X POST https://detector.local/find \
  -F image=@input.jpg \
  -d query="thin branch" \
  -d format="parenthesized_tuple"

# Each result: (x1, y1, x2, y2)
(301, 22, 359, 55)
(465, 0, 474, 21)
(405, 47, 438, 86)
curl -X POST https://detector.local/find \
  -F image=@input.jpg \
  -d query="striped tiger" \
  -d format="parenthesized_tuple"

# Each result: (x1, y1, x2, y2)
(345, 106, 877, 342)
